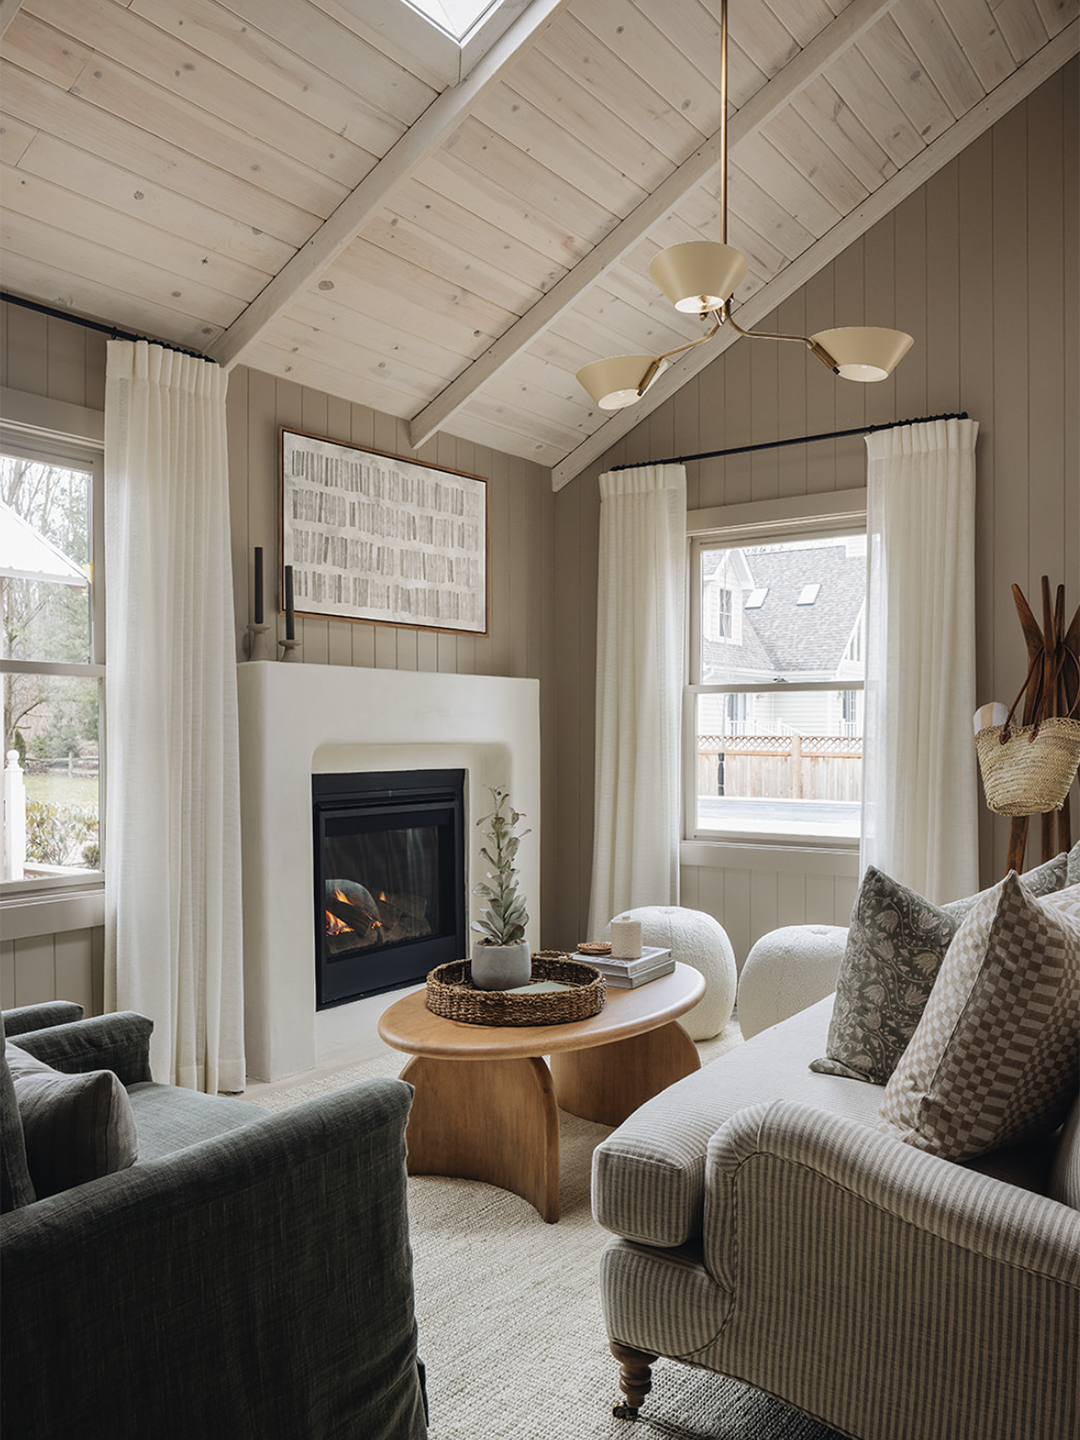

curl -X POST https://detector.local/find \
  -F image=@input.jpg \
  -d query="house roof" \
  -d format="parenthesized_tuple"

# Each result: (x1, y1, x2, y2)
(703, 541, 865, 679)
(0, 499, 87, 585)
(1, 0, 1076, 487)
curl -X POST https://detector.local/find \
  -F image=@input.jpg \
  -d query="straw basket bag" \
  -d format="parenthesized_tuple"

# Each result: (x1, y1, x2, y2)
(975, 652, 1080, 816)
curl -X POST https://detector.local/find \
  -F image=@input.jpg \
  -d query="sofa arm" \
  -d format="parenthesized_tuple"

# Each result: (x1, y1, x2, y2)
(702, 1101, 1080, 1440)
(3, 1001, 85, 1037)
(1, 1077, 427, 1440)
(6, 1011, 153, 1085)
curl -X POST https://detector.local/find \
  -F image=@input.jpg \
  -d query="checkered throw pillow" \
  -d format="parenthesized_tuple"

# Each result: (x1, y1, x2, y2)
(877, 875, 1080, 1161)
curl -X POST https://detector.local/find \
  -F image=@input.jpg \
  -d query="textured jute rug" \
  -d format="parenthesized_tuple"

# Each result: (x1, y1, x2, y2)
(247, 1026, 848, 1440)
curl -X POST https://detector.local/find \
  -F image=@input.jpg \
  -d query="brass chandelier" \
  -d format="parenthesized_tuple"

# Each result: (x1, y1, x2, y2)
(576, 0, 913, 411)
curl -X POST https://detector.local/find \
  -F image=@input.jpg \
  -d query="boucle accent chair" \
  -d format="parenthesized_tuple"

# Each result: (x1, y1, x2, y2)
(592, 865, 1080, 1440)
(1, 1004, 427, 1440)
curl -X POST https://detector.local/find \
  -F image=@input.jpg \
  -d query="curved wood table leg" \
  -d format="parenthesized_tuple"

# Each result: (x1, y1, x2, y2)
(550, 1019, 700, 1127)
(399, 1054, 561, 1222)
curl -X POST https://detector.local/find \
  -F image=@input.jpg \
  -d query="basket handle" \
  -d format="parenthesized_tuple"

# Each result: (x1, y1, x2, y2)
(1000, 645, 1080, 745)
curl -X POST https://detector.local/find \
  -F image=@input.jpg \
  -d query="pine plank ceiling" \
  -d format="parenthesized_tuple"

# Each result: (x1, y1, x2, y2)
(1, 0, 1076, 487)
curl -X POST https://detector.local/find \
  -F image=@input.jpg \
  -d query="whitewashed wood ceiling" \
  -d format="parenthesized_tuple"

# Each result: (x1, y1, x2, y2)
(1, 0, 1077, 485)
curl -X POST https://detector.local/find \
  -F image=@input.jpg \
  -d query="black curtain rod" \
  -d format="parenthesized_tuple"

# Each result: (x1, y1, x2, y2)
(0, 291, 211, 361)
(611, 412, 969, 469)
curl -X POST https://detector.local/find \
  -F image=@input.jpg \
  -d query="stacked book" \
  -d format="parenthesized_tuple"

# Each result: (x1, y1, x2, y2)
(572, 945, 674, 988)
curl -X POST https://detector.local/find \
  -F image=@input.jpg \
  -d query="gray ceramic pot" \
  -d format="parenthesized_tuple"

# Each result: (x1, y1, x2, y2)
(471, 940, 531, 991)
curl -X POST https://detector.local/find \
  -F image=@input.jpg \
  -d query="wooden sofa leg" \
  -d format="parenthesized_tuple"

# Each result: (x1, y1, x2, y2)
(610, 1340, 658, 1420)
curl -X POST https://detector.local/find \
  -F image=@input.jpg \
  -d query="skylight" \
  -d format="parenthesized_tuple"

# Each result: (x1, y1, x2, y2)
(796, 583, 821, 606)
(745, 587, 768, 609)
(405, 0, 506, 41)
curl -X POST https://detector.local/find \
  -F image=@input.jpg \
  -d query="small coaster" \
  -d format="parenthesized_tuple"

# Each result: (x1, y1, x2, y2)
(576, 941, 612, 956)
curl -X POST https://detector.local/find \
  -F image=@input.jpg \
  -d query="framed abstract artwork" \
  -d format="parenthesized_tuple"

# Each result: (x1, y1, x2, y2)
(280, 428, 489, 636)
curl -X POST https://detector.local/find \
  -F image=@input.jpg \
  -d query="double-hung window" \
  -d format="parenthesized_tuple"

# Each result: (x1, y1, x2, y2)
(686, 520, 866, 846)
(1, 430, 105, 890)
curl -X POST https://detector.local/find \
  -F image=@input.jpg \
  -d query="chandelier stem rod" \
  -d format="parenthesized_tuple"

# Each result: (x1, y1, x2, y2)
(609, 412, 969, 469)
(719, 0, 728, 245)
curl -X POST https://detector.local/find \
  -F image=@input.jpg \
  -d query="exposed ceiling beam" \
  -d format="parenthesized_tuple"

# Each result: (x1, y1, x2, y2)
(408, 0, 900, 451)
(205, 0, 572, 371)
(0, 0, 25, 39)
(550, 18, 1079, 492)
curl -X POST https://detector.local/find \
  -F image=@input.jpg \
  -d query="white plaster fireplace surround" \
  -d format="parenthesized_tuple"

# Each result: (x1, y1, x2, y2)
(237, 662, 541, 1082)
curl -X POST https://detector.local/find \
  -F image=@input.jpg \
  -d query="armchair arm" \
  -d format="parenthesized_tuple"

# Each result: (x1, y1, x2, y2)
(6, 1011, 153, 1085)
(3, 1001, 85, 1036)
(1, 1078, 427, 1440)
(702, 1102, 1080, 1440)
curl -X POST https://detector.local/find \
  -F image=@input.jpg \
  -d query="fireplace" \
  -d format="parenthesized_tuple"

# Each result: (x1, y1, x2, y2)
(238, 662, 539, 1081)
(314, 769, 466, 1007)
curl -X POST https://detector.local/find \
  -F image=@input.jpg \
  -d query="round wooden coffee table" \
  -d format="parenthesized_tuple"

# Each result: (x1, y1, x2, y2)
(377, 963, 705, 1222)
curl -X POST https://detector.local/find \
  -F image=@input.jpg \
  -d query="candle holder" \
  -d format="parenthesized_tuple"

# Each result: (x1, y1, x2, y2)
(244, 622, 270, 659)
(278, 637, 301, 661)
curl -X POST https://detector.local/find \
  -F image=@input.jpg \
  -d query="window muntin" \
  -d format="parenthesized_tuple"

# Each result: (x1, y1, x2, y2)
(2, 446, 103, 885)
(689, 533, 865, 844)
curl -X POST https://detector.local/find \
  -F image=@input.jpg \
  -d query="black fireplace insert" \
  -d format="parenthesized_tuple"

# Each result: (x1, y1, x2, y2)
(313, 769, 466, 1008)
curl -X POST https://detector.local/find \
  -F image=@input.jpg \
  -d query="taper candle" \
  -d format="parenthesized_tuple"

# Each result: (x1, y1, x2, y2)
(253, 546, 264, 625)
(284, 564, 295, 640)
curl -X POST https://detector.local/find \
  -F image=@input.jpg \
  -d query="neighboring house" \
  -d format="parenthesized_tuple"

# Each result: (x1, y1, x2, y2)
(700, 541, 866, 740)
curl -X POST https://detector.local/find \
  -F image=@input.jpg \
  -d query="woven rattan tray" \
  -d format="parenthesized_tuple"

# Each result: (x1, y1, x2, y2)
(426, 952, 606, 1027)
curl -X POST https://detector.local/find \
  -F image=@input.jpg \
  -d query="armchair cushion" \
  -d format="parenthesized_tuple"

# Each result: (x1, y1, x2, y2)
(879, 877, 1080, 1160)
(0, 1017, 35, 1212)
(9, 1011, 154, 1087)
(6, 1043, 138, 1198)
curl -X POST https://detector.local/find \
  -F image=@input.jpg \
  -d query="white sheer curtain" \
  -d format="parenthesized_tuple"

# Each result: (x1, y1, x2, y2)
(588, 464, 687, 937)
(860, 417, 980, 903)
(104, 341, 245, 1093)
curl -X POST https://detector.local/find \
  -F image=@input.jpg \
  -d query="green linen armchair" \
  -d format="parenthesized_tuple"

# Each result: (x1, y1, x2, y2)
(1, 1003, 427, 1440)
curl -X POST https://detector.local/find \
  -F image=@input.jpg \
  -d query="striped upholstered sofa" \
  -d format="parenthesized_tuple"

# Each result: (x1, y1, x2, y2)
(591, 872, 1080, 1440)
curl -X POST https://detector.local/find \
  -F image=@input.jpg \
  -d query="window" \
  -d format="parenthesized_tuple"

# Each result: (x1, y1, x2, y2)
(1, 435, 104, 889)
(405, 0, 507, 41)
(688, 530, 866, 844)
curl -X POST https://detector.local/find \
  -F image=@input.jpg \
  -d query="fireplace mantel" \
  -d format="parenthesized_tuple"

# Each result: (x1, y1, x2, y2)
(237, 662, 541, 1081)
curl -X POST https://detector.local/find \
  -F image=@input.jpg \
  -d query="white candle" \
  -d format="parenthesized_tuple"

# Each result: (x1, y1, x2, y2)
(610, 918, 642, 959)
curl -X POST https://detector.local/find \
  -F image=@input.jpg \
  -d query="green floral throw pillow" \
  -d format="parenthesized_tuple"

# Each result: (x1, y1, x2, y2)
(809, 849, 1071, 1086)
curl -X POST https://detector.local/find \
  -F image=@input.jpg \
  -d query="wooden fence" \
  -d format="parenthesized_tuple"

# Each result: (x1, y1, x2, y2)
(697, 735, 862, 802)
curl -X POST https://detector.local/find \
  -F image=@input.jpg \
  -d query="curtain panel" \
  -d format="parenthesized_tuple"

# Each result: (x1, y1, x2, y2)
(860, 417, 980, 903)
(588, 464, 687, 938)
(104, 341, 245, 1093)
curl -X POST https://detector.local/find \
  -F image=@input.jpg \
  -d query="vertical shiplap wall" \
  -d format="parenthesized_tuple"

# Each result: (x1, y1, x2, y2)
(552, 62, 1080, 964)
(0, 304, 108, 1009)
(225, 369, 560, 938)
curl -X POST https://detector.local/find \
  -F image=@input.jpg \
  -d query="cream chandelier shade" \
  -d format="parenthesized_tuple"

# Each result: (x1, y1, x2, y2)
(576, 0, 913, 411)
(809, 327, 915, 382)
(647, 242, 748, 315)
(576, 355, 670, 411)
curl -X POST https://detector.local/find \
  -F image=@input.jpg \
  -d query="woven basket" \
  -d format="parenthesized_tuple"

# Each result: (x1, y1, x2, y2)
(975, 716, 1080, 816)
(426, 952, 606, 1027)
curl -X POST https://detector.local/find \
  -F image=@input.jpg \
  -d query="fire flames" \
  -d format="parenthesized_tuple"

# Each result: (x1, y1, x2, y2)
(325, 887, 383, 938)
(325, 888, 353, 937)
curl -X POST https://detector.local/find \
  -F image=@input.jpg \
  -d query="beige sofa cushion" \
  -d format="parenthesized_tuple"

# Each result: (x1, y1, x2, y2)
(879, 878, 1080, 1161)
(591, 997, 883, 1248)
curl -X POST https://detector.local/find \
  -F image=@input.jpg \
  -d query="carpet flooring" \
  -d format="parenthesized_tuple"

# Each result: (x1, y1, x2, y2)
(247, 1028, 850, 1440)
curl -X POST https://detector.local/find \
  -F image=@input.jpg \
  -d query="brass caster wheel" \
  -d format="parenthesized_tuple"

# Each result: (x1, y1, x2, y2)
(613, 1403, 639, 1420)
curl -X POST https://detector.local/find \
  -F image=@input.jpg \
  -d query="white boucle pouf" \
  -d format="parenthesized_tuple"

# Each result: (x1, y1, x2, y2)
(736, 924, 849, 1039)
(612, 906, 736, 1040)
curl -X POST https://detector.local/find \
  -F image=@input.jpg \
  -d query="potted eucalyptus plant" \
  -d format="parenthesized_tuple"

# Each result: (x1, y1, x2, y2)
(470, 785, 531, 990)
